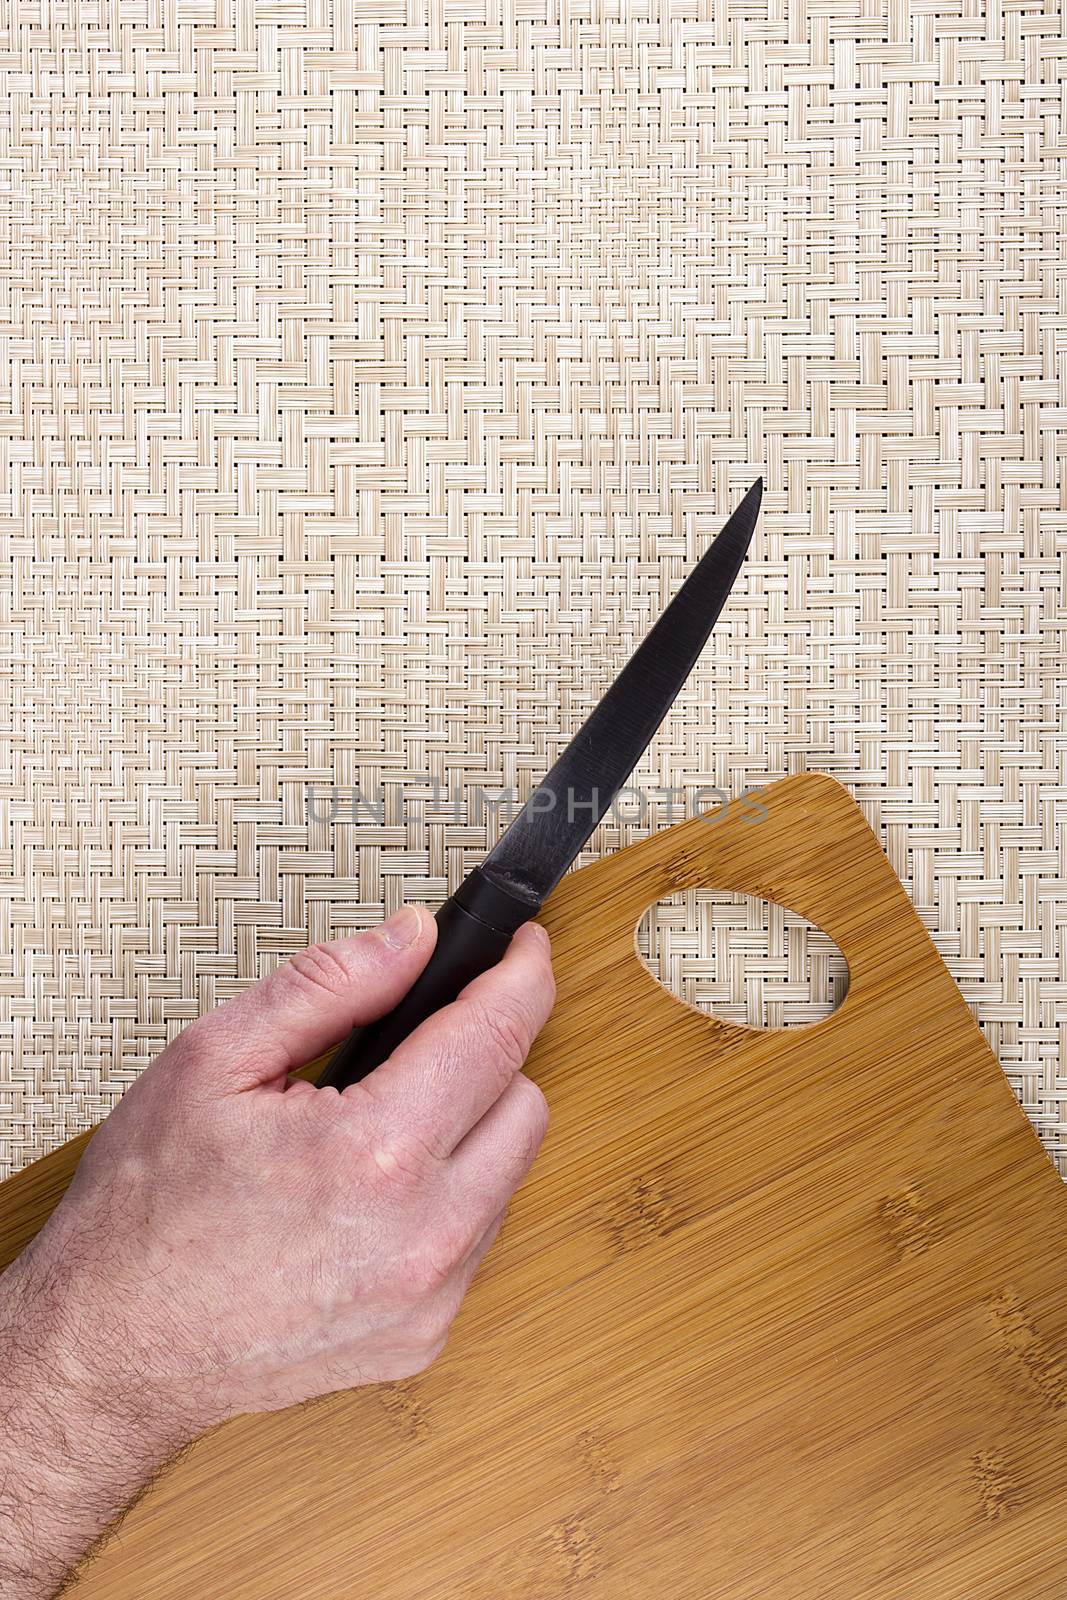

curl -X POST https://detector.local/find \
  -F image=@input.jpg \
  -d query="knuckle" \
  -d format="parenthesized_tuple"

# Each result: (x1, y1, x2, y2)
(416, 1294, 457, 1352)
(155, 1025, 226, 1108)
(369, 1126, 440, 1186)
(515, 1074, 550, 1145)
(285, 941, 354, 1000)
(166, 1015, 214, 1075)
(402, 1238, 458, 1298)
(476, 994, 534, 1078)
(400, 1211, 469, 1297)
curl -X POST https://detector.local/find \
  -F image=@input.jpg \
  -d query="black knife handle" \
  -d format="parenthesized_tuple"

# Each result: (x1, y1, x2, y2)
(316, 869, 540, 1091)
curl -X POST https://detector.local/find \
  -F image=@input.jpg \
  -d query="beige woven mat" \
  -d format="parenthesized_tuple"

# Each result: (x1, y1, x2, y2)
(0, 1, 1065, 1180)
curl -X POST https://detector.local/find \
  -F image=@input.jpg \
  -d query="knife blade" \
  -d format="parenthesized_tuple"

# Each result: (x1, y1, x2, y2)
(317, 476, 762, 1090)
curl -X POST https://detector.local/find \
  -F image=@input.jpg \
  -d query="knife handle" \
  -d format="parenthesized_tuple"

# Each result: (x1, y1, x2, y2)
(316, 869, 540, 1091)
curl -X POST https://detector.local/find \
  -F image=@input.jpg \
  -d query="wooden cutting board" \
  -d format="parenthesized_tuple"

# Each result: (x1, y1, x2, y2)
(4, 771, 1067, 1598)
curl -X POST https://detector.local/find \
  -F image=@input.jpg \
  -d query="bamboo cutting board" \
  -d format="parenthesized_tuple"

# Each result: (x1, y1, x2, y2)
(4, 771, 1067, 1598)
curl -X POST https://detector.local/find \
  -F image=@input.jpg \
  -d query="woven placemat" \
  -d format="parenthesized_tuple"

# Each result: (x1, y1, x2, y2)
(0, 2, 1064, 1179)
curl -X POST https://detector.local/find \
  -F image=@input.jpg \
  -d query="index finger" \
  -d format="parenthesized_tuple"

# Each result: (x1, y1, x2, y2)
(351, 921, 555, 1157)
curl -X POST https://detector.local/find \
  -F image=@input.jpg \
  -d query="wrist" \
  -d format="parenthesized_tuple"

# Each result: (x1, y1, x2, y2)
(3, 1229, 222, 1445)
(0, 1246, 214, 1598)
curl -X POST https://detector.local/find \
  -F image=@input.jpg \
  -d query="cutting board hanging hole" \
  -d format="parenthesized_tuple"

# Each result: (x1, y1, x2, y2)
(635, 886, 849, 1029)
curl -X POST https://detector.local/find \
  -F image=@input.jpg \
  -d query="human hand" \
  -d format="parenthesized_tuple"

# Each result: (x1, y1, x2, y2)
(0, 910, 554, 1597)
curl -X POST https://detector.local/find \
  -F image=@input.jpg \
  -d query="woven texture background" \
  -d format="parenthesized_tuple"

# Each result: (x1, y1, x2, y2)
(0, 0, 1065, 1179)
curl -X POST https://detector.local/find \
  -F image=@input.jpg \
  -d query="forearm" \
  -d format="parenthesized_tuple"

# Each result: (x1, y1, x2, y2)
(0, 1250, 203, 1599)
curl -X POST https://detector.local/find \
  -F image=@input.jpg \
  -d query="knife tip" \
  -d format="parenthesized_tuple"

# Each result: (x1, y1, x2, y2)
(723, 476, 763, 549)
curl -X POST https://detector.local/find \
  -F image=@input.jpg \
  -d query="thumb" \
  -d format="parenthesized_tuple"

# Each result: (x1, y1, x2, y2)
(173, 907, 437, 1091)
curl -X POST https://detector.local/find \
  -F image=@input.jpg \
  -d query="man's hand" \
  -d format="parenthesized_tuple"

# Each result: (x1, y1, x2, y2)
(0, 909, 555, 1598)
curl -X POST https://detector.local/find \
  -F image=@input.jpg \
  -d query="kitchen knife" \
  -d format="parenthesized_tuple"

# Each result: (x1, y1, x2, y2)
(317, 477, 763, 1090)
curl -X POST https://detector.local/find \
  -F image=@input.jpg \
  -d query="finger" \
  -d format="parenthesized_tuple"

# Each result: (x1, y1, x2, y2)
(172, 908, 437, 1091)
(419, 1075, 546, 1315)
(416, 1073, 548, 1285)
(448, 1072, 549, 1236)
(355, 921, 554, 1156)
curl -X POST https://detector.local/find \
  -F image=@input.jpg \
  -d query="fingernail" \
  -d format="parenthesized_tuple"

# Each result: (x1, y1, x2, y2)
(524, 921, 550, 949)
(379, 906, 423, 949)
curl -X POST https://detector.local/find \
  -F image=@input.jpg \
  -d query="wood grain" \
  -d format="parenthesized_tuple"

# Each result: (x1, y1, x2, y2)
(4, 771, 1067, 1598)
